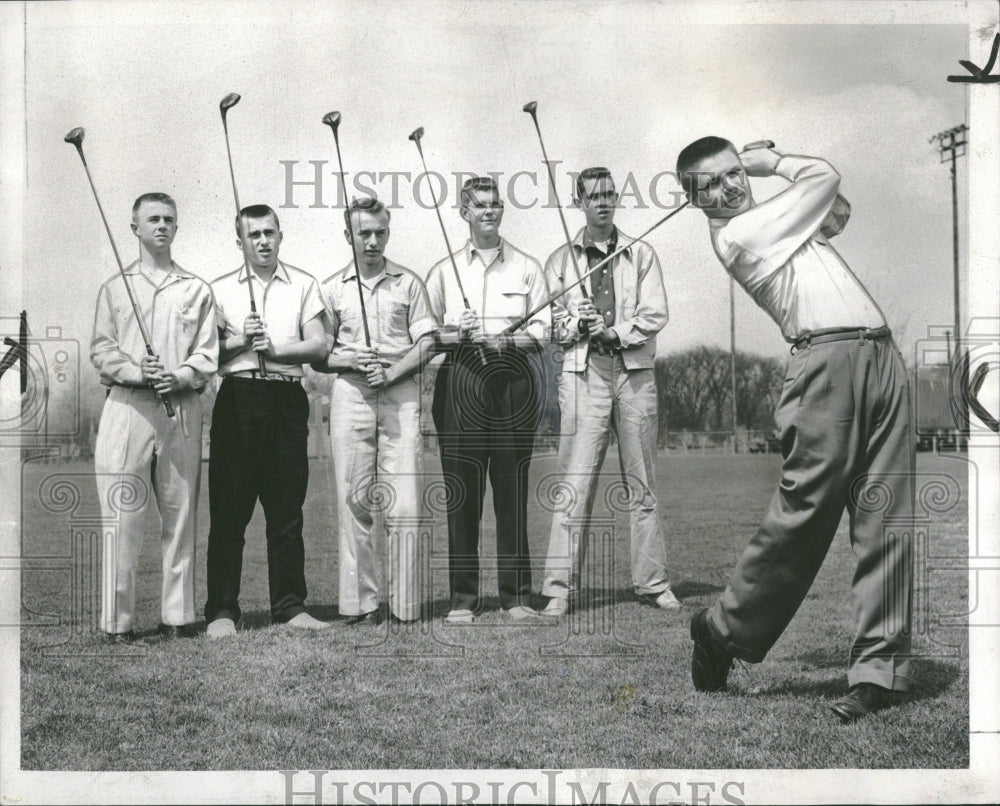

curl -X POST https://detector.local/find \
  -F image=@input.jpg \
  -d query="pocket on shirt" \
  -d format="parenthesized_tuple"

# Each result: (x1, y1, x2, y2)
(386, 301, 411, 338)
(493, 288, 529, 322)
(174, 307, 200, 335)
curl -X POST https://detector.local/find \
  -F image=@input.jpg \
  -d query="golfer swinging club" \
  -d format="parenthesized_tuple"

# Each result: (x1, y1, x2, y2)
(675, 137, 915, 722)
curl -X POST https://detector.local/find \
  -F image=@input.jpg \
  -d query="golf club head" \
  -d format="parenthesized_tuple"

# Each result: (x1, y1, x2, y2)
(322, 111, 342, 131)
(522, 101, 538, 116)
(408, 126, 424, 144)
(64, 127, 85, 149)
(219, 93, 241, 117)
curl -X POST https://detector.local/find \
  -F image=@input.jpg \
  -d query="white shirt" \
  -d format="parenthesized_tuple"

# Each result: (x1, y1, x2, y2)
(90, 261, 218, 390)
(212, 261, 325, 377)
(321, 258, 435, 364)
(425, 238, 550, 344)
(709, 155, 885, 341)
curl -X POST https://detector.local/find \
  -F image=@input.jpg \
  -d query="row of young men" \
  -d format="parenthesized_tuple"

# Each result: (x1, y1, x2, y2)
(92, 139, 914, 722)
(91, 166, 678, 643)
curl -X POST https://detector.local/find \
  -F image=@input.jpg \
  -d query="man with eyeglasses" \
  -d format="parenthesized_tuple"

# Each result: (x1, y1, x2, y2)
(425, 176, 550, 623)
(539, 166, 679, 618)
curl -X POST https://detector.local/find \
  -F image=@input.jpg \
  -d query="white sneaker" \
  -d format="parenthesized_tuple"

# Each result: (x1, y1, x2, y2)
(654, 588, 682, 610)
(287, 612, 332, 630)
(206, 617, 237, 640)
(505, 605, 538, 621)
(542, 597, 569, 617)
(445, 608, 475, 624)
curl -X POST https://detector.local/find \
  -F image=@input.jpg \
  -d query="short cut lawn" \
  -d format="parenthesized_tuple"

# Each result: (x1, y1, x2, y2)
(19, 451, 969, 770)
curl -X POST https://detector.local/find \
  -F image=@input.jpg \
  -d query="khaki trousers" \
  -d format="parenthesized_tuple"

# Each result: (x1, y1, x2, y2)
(707, 336, 915, 691)
(94, 386, 203, 633)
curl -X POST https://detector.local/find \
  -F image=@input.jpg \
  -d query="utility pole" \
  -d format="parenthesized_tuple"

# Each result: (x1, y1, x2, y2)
(928, 124, 967, 362)
(929, 123, 967, 439)
(730, 277, 738, 452)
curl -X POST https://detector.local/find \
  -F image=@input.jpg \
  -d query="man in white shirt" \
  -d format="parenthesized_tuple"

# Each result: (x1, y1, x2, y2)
(314, 197, 436, 624)
(540, 167, 679, 618)
(91, 192, 218, 642)
(676, 137, 915, 722)
(425, 176, 550, 623)
(205, 204, 330, 637)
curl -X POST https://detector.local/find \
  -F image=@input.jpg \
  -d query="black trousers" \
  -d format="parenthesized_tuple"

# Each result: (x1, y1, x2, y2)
(205, 376, 310, 623)
(432, 345, 542, 611)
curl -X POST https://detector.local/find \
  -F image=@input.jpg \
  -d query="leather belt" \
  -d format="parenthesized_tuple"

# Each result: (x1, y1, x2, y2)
(791, 326, 891, 354)
(111, 382, 157, 391)
(230, 370, 301, 383)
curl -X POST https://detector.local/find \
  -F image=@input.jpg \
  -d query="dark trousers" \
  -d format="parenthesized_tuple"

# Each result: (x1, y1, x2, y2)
(205, 376, 310, 624)
(432, 345, 541, 611)
(707, 335, 915, 691)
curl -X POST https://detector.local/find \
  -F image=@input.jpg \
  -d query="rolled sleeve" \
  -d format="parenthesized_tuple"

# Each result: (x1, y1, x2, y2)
(408, 275, 437, 341)
(301, 279, 326, 327)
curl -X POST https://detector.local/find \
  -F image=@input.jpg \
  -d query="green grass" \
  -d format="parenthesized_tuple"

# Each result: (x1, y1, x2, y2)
(19, 451, 969, 770)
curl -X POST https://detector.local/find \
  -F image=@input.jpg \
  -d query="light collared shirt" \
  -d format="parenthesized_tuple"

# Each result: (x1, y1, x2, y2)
(321, 258, 435, 364)
(212, 260, 325, 377)
(425, 238, 550, 343)
(546, 227, 668, 372)
(90, 261, 218, 390)
(709, 155, 885, 342)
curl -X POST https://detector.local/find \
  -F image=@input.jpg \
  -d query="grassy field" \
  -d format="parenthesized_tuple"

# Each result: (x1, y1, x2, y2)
(18, 450, 969, 770)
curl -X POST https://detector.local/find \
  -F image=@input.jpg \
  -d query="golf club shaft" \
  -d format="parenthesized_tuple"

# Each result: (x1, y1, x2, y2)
(74, 151, 175, 417)
(411, 139, 488, 366)
(526, 110, 590, 299)
(329, 127, 373, 347)
(220, 116, 267, 375)
(502, 200, 689, 335)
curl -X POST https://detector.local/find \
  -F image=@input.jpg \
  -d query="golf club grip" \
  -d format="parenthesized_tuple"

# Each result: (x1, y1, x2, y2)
(143, 345, 176, 418)
(160, 394, 176, 418)
(246, 299, 267, 374)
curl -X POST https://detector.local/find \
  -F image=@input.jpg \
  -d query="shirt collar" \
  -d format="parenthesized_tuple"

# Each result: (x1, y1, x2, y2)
(466, 238, 506, 266)
(125, 260, 193, 283)
(340, 257, 402, 283)
(239, 260, 290, 284)
(573, 226, 629, 258)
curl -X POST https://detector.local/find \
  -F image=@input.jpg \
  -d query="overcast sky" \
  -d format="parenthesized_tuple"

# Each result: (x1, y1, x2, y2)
(14, 1, 968, 419)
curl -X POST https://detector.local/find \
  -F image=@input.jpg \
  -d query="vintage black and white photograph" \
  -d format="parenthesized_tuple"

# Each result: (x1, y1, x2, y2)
(1, 1, 997, 803)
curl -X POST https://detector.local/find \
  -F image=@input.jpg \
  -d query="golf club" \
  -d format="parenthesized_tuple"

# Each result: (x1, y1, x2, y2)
(219, 92, 267, 376)
(408, 126, 488, 367)
(322, 111, 372, 347)
(64, 127, 175, 418)
(522, 101, 590, 300)
(502, 201, 689, 336)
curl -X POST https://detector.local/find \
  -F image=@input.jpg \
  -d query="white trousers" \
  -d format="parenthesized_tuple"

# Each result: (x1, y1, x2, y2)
(330, 375, 423, 621)
(94, 386, 203, 633)
(542, 353, 670, 600)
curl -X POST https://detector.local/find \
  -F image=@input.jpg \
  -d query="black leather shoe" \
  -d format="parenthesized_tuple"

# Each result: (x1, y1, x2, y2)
(830, 683, 903, 723)
(690, 609, 733, 692)
(345, 610, 382, 626)
(158, 623, 198, 639)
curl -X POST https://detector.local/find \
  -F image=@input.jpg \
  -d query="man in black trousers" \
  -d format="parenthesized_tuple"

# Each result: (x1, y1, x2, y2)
(425, 177, 550, 623)
(205, 204, 330, 637)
